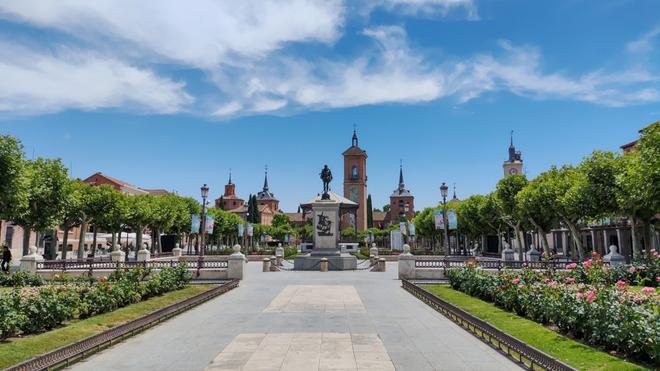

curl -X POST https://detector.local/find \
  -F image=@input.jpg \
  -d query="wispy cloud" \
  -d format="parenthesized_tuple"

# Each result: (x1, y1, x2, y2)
(367, 0, 479, 20)
(627, 25, 660, 53)
(0, 41, 192, 115)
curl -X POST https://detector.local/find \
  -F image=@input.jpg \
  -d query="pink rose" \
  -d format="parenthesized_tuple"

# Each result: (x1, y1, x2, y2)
(656, 276, 660, 282)
(628, 266, 636, 274)
(550, 280, 558, 288)
(543, 278, 551, 284)
(518, 284, 523, 289)
(615, 280, 627, 288)
(576, 292, 584, 299)
(586, 290, 596, 302)
(641, 287, 655, 293)
(566, 263, 577, 270)
(582, 259, 592, 268)
(564, 277, 575, 284)
(512, 278, 520, 284)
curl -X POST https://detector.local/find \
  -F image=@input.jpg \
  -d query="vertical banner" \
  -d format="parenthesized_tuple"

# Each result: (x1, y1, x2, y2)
(400, 222, 407, 235)
(205, 215, 214, 234)
(238, 224, 244, 237)
(447, 211, 458, 230)
(191, 214, 200, 233)
(247, 223, 254, 237)
(408, 223, 415, 237)
(433, 209, 443, 230)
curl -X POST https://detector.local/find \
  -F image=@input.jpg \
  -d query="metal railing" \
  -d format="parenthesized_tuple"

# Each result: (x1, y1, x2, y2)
(8, 279, 239, 371)
(414, 259, 584, 270)
(402, 280, 575, 371)
(36, 259, 228, 272)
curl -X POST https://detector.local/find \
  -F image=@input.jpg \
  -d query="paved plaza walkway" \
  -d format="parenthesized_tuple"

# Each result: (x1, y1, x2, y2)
(70, 262, 518, 371)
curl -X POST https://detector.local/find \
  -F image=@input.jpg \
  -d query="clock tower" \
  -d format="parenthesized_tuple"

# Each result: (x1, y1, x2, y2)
(503, 131, 523, 177)
(342, 129, 368, 231)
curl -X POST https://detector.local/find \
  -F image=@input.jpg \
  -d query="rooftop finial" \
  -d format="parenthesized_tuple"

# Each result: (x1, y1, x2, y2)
(263, 165, 269, 191)
(398, 160, 404, 189)
(352, 124, 358, 147)
(452, 183, 458, 200)
(510, 130, 514, 147)
(228, 168, 232, 185)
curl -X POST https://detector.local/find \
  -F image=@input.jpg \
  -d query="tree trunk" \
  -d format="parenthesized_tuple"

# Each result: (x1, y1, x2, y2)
(136, 225, 143, 253)
(529, 218, 550, 255)
(77, 222, 86, 259)
(111, 232, 117, 249)
(22, 226, 31, 256)
(513, 224, 523, 261)
(565, 220, 584, 260)
(629, 216, 640, 259)
(643, 220, 653, 257)
(62, 227, 69, 260)
(91, 226, 98, 255)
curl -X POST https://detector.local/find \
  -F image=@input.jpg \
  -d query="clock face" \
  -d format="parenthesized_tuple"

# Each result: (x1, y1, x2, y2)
(509, 168, 518, 175)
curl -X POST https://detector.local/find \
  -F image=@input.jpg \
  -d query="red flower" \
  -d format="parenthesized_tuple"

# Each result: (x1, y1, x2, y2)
(500, 285, 507, 289)
(124, 268, 129, 272)
(99, 277, 107, 283)
(512, 278, 520, 284)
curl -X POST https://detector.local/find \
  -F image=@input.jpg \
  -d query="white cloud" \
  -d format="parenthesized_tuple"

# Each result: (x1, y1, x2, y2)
(627, 25, 660, 53)
(365, 0, 478, 20)
(0, 0, 345, 68)
(0, 42, 192, 114)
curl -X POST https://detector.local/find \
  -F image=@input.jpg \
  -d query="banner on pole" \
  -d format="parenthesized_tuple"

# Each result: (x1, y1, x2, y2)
(205, 215, 214, 234)
(191, 215, 200, 233)
(247, 223, 254, 237)
(447, 210, 458, 230)
(433, 209, 443, 230)
(238, 224, 244, 237)
(400, 222, 407, 235)
(408, 223, 415, 236)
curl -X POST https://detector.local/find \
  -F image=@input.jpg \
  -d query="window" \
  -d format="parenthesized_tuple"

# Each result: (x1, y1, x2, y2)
(351, 165, 358, 180)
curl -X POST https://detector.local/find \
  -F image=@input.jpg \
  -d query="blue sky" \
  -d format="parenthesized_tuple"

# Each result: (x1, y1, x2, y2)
(0, 0, 658, 211)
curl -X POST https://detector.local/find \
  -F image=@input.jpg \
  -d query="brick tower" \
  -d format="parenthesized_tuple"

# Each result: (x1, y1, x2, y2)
(342, 129, 368, 231)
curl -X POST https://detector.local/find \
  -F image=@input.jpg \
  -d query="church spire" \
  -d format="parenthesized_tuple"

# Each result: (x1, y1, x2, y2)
(263, 165, 269, 191)
(398, 160, 405, 190)
(228, 169, 232, 185)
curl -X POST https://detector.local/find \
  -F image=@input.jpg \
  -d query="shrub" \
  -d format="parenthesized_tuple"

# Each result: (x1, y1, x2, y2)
(0, 265, 192, 339)
(446, 267, 659, 365)
(0, 271, 44, 287)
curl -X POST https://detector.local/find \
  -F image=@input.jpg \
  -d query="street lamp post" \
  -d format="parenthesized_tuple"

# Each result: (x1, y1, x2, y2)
(440, 182, 450, 257)
(200, 184, 209, 256)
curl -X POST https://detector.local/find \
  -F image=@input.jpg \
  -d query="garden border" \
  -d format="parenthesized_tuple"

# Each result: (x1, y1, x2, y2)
(402, 279, 576, 371)
(7, 279, 239, 371)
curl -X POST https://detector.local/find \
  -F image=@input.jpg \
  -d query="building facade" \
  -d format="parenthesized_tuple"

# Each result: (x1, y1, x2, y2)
(388, 165, 415, 224)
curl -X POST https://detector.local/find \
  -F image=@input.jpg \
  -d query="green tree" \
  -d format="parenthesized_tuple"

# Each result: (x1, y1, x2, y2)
(218, 195, 224, 210)
(516, 173, 558, 255)
(0, 135, 27, 221)
(59, 180, 92, 259)
(13, 158, 69, 256)
(382, 204, 391, 213)
(85, 185, 121, 254)
(125, 194, 154, 254)
(366, 194, 374, 228)
(495, 174, 528, 260)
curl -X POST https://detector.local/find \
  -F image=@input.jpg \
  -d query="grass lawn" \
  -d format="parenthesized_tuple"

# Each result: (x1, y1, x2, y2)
(422, 285, 647, 371)
(0, 284, 215, 369)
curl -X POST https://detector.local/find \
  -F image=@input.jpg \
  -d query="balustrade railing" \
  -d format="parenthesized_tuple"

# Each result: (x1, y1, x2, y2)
(413, 259, 585, 270)
(36, 259, 228, 272)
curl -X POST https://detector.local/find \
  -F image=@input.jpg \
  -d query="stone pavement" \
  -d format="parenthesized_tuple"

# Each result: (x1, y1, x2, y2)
(69, 262, 519, 371)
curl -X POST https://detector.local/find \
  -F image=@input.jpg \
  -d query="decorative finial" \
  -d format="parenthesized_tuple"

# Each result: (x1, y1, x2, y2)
(510, 130, 514, 147)
(263, 165, 269, 191)
(228, 168, 232, 185)
(352, 124, 358, 147)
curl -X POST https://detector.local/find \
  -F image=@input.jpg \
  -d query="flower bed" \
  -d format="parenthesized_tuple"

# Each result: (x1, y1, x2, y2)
(446, 261, 659, 365)
(0, 265, 191, 339)
(0, 272, 44, 287)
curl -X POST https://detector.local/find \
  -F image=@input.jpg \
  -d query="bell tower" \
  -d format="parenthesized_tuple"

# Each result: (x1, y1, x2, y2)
(503, 131, 523, 177)
(342, 129, 368, 231)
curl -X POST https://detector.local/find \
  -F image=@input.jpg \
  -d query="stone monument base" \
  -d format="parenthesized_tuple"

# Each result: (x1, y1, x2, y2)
(293, 253, 357, 271)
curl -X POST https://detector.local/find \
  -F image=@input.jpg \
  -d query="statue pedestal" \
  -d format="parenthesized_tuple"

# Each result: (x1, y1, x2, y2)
(294, 198, 357, 270)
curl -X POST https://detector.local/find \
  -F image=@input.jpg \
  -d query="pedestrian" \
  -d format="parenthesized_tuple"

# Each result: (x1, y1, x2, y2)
(2, 245, 12, 273)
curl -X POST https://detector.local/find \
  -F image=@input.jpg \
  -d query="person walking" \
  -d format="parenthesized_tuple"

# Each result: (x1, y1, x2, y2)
(2, 245, 12, 273)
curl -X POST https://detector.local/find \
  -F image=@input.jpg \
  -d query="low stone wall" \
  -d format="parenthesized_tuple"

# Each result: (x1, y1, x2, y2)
(34, 268, 231, 280)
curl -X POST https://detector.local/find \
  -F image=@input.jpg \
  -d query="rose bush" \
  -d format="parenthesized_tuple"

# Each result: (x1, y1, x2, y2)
(0, 265, 191, 339)
(0, 271, 44, 287)
(447, 266, 659, 365)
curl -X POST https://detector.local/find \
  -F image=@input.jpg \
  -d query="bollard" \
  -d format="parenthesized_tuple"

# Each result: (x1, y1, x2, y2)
(275, 243, 284, 266)
(369, 243, 379, 265)
(270, 256, 279, 271)
(378, 258, 386, 272)
(320, 258, 328, 272)
(262, 258, 270, 272)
